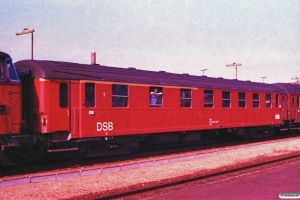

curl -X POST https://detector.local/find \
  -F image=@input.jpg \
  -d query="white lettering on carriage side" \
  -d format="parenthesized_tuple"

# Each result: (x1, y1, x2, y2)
(209, 118, 220, 126)
(97, 122, 113, 131)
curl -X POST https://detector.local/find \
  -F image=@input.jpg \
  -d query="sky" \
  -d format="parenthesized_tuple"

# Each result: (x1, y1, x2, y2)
(1, 0, 300, 83)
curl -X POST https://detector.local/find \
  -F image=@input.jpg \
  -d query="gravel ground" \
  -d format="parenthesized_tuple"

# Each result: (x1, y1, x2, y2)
(1, 137, 300, 200)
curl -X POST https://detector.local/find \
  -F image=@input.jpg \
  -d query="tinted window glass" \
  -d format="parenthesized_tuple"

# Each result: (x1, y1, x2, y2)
(180, 89, 191, 107)
(238, 92, 246, 108)
(0, 64, 4, 79)
(222, 91, 230, 108)
(112, 84, 128, 107)
(60, 83, 68, 108)
(266, 94, 272, 108)
(253, 93, 260, 108)
(85, 83, 95, 107)
(204, 90, 213, 107)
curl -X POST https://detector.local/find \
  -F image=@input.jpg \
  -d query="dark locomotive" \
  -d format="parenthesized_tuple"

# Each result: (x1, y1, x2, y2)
(1, 51, 300, 165)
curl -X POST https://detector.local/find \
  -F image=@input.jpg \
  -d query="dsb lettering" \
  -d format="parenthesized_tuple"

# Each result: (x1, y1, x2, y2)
(97, 122, 113, 131)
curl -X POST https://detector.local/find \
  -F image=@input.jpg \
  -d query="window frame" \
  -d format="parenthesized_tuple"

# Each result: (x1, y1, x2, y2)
(85, 83, 95, 107)
(59, 83, 68, 108)
(149, 86, 163, 107)
(180, 88, 192, 108)
(222, 91, 231, 108)
(112, 84, 128, 107)
(204, 90, 214, 108)
(281, 95, 285, 109)
(0, 64, 5, 80)
(266, 94, 272, 108)
(292, 96, 295, 107)
(238, 92, 246, 108)
(253, 93, 260, 108)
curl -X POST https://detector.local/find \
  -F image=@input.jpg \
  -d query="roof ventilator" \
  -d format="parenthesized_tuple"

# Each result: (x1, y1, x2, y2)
(91, 52, 96, 65)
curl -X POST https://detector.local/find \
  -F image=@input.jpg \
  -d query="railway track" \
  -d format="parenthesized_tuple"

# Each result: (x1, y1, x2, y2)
(1, 134, 299, 188)
(0, 133, 295, 179)
(0, 135, 237, 177)
(0, 139, 220, 178)
(98, 153, 300, 200)
(1, 134, 300, 199)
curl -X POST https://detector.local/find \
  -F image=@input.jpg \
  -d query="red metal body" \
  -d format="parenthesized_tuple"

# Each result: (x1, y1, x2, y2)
(288, 95, 300, 122)
(15, 60, 292, 140)
(72, 85, 283, 138)
(0, 52, 22, 135)
(0, 58, 294, 163)
(0, 83, 21, 134)
(30, 79, 71, 134)
(276, 83, 300, 124)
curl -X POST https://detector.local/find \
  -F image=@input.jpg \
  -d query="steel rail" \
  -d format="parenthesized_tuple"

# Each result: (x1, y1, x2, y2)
(98, 153, 300, 199)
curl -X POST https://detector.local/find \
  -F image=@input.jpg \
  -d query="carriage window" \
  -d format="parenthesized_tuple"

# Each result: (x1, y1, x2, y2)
(180, 89, 191, 107)
(222, 91, 231, 108)
(238, 92, 246, 108)
(253, 93, 260, 108)
(298, 96, 300, 109)
(150, 87, 163, 107)
(7, 61, 20, 81)
(0, 105, 7, 113)
(59, 83, 68, 108)
(281, 96, 285, 109)
(292, 97, 295, 107)
(204, 90, 213, 107)
(276, 94, 279, 108)
(85, 83, 95, 107)
(266, 94, 272, 108)
(112, 84, 128, 107)
(0, 64, 4, 79)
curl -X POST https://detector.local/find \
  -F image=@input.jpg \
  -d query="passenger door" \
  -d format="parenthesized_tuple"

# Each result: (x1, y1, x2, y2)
(298, 96, 300, 122)
(281, 95, 288, 121)
(49, 81, 71, 132)
(290, 95, 297, 121)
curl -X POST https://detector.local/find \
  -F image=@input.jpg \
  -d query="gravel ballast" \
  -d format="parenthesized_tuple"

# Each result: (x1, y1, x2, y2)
(1, 137, 300, 200)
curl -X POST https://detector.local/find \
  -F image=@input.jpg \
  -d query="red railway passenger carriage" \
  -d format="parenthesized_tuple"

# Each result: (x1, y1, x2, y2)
(0, 55, 300, 164)
(1, 50, 299, 165)
(275, 83, 300, 127)
(13, 59, 300, 159)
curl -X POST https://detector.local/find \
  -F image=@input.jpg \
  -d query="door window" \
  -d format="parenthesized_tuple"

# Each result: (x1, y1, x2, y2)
(85, 83, 95, 107)
(59, 83, 68, 108)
